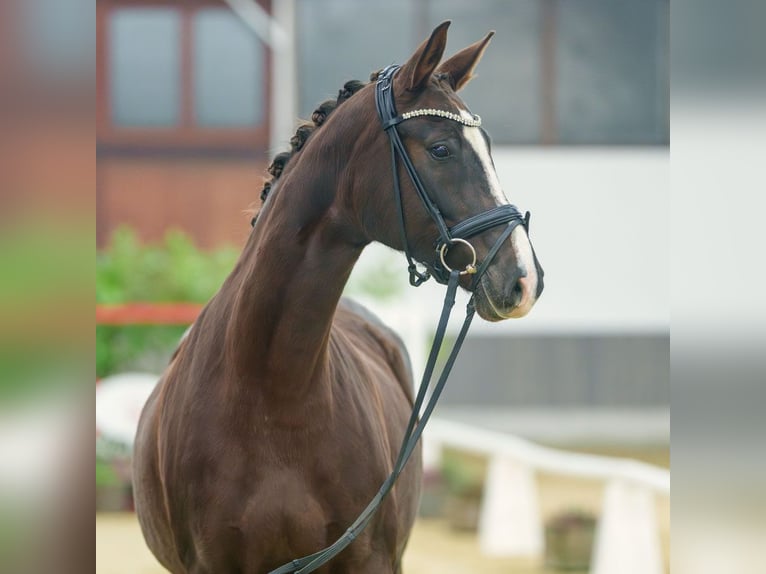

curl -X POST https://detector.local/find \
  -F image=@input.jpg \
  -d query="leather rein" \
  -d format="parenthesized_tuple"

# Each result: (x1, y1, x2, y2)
(269, 65, 532, 574)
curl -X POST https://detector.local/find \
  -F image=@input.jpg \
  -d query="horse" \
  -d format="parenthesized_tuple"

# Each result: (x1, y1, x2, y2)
(133, 21, 544, 573)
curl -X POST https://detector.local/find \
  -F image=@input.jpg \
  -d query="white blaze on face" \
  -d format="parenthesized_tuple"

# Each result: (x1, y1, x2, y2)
(459, 110, 508, 207)
(509, 224, 539, 316)
(459, 109, 539, 313)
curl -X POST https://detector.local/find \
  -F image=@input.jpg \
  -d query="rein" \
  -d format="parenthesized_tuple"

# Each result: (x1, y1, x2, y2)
(269, 65, 532, 574)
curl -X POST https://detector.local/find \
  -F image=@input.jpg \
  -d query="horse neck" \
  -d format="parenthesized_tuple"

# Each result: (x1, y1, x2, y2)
(222, 137, 366, 400)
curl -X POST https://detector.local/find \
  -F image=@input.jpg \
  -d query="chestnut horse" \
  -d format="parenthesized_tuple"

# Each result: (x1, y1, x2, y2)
(134, 22, 543, 573)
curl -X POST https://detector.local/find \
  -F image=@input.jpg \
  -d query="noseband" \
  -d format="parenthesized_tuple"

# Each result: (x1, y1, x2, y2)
(374, 64, 529, 287)
(270, 65, 537, 574)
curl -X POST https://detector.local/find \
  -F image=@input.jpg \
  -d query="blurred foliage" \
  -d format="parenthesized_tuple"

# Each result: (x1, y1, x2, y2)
(0, 216, 91, 402)
(544, 509, 597, 571)
(0, 217, 91, 303)
(344, 247, 404, 302)
(96, 459, 119, 488)
(96, 227, 404, 378)
(96, 228, 238, 378)
(440, 449, 487, 498)
(97, 227, 239, 305)
(96, 324, 185, 381)
(546, 508, 597, 532)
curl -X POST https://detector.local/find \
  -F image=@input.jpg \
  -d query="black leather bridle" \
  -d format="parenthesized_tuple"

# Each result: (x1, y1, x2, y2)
(375, 64, 529, 287)
(269, 65, 536, 574)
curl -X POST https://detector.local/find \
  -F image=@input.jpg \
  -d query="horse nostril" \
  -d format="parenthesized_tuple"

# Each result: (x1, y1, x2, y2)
(511, 280, 524, 306)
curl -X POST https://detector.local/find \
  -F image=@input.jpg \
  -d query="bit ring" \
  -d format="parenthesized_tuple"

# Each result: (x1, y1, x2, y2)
(439, 238, 477, 276)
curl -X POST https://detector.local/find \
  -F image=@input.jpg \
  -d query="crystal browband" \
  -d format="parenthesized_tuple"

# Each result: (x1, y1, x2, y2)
(400, 108, 482, 127)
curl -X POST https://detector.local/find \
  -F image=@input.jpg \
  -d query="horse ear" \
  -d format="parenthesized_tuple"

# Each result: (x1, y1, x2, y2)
(437, 30, 494, 92)
(399, 20, 451, 92)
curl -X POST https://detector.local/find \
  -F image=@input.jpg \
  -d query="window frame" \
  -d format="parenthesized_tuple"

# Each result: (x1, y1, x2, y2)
(97, 0, 271, 151)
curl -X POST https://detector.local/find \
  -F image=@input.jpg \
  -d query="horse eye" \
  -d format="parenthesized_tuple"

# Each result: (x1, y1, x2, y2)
(430, 144, 450, 159)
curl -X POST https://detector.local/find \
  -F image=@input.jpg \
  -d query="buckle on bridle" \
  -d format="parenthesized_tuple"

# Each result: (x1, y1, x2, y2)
(408, 264, 431, 287)
(438, 238, 477, 276)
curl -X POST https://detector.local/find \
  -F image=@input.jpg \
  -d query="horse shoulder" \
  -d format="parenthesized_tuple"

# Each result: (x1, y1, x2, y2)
(336, 297, 414, 404)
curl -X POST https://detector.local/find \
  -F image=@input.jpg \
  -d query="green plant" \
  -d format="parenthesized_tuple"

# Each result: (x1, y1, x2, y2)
(96, 228, 239, 378)
(544, 508, 597, 571)
(96, 459, 119, 488)
(440, 450, 486, 498)
(440, 451, 487, 531)
(96, 227, 405, 378)
(1, 218, 92, 402)
(97, 227, 239, 305)
(344, 249, 404, 301)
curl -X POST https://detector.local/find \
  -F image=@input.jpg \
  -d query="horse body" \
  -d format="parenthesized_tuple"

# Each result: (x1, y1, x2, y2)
(134, 116, 421, 570)
(134, 22, 543, 573)
(134, 81, 421, 571)
(135, 301, 418, 573)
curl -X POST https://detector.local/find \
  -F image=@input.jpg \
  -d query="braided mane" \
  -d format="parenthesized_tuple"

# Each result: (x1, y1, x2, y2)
(258, 79, 368, 207)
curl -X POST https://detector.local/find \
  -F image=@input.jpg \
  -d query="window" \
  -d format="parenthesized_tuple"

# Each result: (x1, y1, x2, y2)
(296, 0, 669, 145)
(556, 0, 669, 144)
(427, 0, 542, 145)
(296, 0, 415, 119)
(193, 8, 264, 127)
(111, 8, 181, 126)
(97, 1, 270, 151)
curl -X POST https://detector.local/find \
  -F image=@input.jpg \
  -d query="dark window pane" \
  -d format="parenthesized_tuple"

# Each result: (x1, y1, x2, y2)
(193, 9, 264, 127)
(297, 0, 415, 118)
(427, 0, 541, 144)
(110, 8, 181, 126)
(556, 0, 669, 144)
(297, 0, 539, 144)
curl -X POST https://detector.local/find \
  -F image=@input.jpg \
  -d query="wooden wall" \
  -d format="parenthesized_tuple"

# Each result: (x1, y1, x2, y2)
(97, 155, 267, 249)
(97, 0, 272, 250)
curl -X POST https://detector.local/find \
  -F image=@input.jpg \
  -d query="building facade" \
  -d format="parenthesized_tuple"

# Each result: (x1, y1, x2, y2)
(97, 0, 272, 248)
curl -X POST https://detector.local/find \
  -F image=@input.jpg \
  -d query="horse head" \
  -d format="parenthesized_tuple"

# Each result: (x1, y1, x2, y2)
(339, 21, 544, 321)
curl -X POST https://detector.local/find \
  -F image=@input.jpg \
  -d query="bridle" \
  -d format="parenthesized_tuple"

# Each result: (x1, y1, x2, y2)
(375, 64, 529, 287)
(269, 65, 536, 574)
